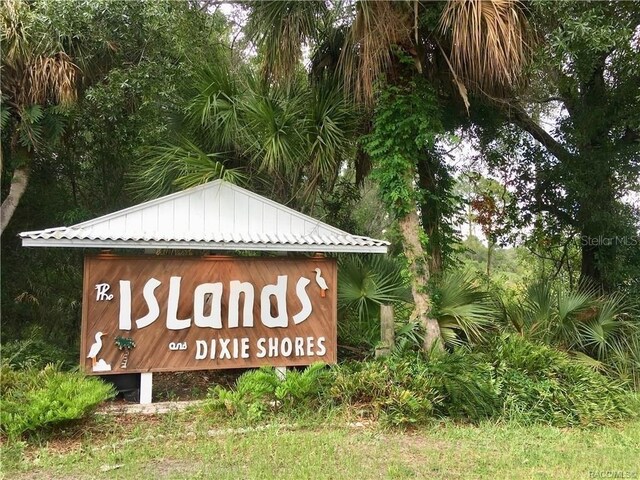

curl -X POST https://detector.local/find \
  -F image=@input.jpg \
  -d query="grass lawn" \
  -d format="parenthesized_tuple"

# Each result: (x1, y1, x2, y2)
(3, 411, 639, 480)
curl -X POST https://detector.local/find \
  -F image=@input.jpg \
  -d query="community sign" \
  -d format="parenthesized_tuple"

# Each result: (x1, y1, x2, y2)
(81, 254, 337, 374)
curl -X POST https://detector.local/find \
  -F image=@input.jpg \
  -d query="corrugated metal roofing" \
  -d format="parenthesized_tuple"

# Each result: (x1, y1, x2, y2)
(20, 180, 389, 253)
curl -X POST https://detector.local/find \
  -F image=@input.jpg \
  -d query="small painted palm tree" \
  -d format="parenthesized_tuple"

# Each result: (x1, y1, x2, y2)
(114, 336, 136, 369)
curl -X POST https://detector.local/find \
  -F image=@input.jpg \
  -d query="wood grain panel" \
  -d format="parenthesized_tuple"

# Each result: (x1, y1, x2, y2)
(81, 254, 337, 375)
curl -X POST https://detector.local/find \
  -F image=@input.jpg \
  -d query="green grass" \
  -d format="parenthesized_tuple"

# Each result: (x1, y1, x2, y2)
(3, 413, 640, 479)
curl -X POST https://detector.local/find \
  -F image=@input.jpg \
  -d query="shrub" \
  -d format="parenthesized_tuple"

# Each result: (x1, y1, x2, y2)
(206, 338, 636, 428)
(422, 349, 499, 421)
(501, 280, 640, 388)
(433, 270, 499, 346)
(330, 350, 498, 425)
(330, 358, 439, 426)
(486, 335, 635, 426)
(0, 364, 115, 438)
(206, 363, 330, 421)
(1, 338, 76, 370)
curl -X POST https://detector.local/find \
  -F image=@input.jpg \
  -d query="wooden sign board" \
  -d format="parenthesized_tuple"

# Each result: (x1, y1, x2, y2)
(81, 255, 337, 374)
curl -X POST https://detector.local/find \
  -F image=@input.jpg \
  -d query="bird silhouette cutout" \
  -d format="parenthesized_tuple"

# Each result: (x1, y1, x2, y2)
(313, 268, 329, 297)
(87, 331, 106, 368)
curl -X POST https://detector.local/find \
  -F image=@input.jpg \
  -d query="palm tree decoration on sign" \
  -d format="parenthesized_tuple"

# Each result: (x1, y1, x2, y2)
(114, 336, 136, 369)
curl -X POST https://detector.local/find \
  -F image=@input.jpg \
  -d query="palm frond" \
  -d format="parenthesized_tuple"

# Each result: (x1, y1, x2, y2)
(522, 281, 555, 338)
(554, 287, 596, 348)
(338, 254, 411, 324)
(240, 83, 307, 176)
(244, 0, 327, 83)
(434, 270, 497, 344)
(131, 137, 244, 200)
(303, 77, 358, 198)
(577, 292, 633, 360)
(184, 63, 242, 151)
(339, 0, 413, 104)
(439, 0, 531, 91)
(0, 0, 32, 71)
(23, 52, 78, 106)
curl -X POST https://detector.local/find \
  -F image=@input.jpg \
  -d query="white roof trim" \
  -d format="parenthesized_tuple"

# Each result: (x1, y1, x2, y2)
(20, 180, 389, 254)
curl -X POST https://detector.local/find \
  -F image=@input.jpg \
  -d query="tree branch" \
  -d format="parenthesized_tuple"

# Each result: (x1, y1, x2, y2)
(500, 102, 574, 163)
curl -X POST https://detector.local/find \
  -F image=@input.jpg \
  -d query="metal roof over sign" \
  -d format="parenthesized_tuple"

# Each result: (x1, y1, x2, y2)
(19, 180, 389, 253)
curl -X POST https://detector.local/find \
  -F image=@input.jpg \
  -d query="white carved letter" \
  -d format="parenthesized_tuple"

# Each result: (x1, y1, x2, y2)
(194, 283, 223, 328)
(119, 280, 131, 330)
(135, 278, 161, 329)
(260, 275, 288, 328)
(317, 337, 326, 356)
(292, 277, 312, 324)
(195, 340, 207, 360)
(166, 276, 191, 330)
(95, 283, 113, 301)
(256, 338, 267, 358)
(228, 281, 255, 328)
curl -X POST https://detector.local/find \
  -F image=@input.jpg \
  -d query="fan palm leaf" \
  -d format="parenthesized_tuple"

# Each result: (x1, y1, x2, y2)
(1, 0, 79, 110)
(433, 270, 497, 344)
(184, 63, 242, 152)
(240, 82, 308, 177)
(554, 287, 596, 348)
(303, 77, 359, 199)
(339, 0, 413, 104)
(338, 254, 411, 323)
(577, 292, 633, 360)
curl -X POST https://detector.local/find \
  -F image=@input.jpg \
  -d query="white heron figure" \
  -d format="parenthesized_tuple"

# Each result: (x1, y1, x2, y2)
(313, 268, 329, 297)
(87, 331, 106, 368)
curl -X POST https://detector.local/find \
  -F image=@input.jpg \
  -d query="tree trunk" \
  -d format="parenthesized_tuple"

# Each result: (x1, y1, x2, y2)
(120, 349, 130, 369)
(486, 240, 493, 277)
(398, 209, 442, 352)
(1, 165, 30, 235)
(580, 241, 604, 290)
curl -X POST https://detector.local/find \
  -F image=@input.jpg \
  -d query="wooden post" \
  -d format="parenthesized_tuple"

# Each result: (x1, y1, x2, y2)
(140, 372, 153, 404)
(376, 305, 395, 358)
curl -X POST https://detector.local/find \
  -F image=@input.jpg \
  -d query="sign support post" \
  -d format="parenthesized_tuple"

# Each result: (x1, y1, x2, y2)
(140, 373, 153, 404)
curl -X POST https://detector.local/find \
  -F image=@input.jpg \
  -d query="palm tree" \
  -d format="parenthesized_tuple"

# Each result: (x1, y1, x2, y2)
(114, 336, 136, 369)
(1, 0, 79, 235)
(132, 62, 358, 211)
(243, 0, 531, 351)
(135, 0, 530, 352)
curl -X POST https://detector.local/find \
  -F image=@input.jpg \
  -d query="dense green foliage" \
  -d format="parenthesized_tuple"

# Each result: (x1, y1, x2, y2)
(363, 80, 442, 218)
(472, 0, 640, 291)
(0, 363, 114, 438)
(207, 363, 332, 421)
(206, 336, 636, 427)
(500, 281, 640, 389)
(487, 335, 634, 426)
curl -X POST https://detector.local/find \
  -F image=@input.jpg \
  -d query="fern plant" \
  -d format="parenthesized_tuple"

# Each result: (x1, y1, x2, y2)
(274, 363, 331, 406)
(0, 364, 115, 438)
